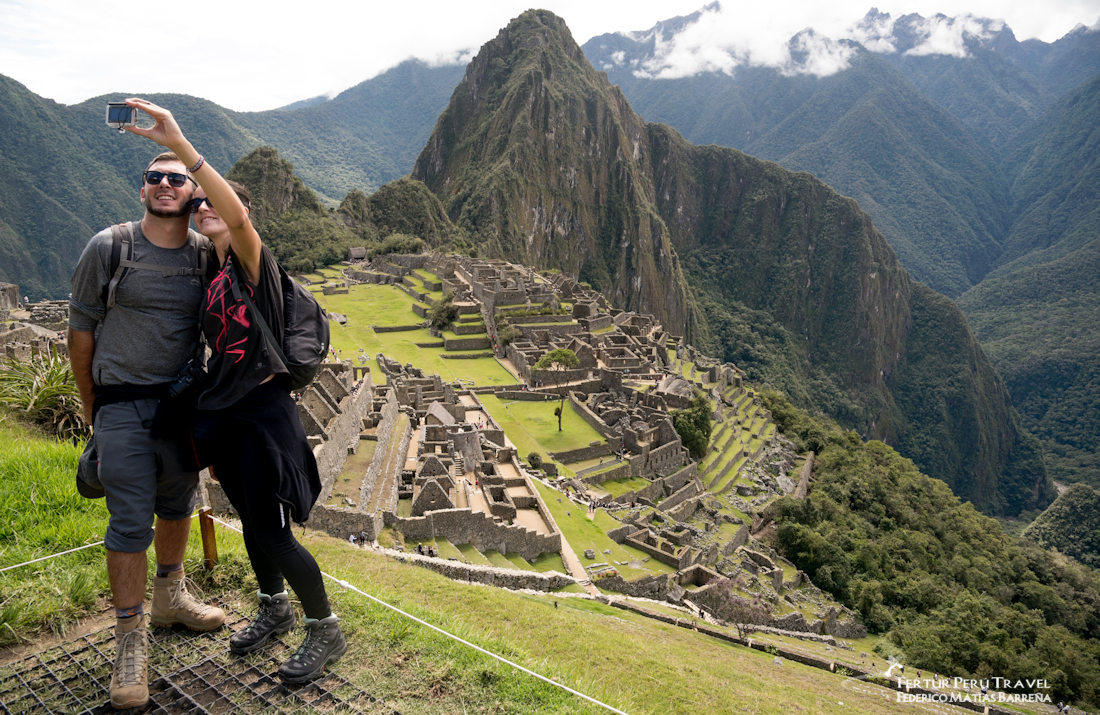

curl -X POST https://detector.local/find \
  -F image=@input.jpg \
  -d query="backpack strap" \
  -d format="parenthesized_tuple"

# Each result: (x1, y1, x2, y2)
(229, 259, 287, 368)
(104, 222, 135, 309)
(103, 223, 212, 309)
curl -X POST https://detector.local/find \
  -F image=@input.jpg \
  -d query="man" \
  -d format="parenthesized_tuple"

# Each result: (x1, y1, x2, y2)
(68, 152, 225, 709)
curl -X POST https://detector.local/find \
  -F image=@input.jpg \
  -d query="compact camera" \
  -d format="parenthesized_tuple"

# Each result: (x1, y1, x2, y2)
(106, 102, 139, 132)
(167, 359, 208, 402)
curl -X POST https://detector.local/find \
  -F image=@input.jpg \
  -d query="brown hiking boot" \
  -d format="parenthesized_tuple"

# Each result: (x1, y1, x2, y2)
(110, 615, 149, 709)
(151, 570, 225, 631)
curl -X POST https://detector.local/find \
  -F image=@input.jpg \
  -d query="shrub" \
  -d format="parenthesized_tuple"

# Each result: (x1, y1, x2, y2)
(527, 452, 544, 470)
(0, 354, 89, 440)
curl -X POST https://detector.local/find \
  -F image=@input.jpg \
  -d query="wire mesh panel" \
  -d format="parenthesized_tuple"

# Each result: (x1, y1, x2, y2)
(0, 606, 399, 715)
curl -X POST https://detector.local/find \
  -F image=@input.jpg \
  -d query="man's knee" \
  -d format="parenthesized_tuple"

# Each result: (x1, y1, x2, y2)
(105, 526, 155, 553)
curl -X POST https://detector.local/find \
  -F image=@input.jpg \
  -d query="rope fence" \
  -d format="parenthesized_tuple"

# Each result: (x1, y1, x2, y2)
(0, 540, 104, 574)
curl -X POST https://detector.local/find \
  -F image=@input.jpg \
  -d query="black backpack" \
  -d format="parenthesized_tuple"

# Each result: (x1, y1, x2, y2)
(230, 261, 330, 390)
(101, 222, 212, 308)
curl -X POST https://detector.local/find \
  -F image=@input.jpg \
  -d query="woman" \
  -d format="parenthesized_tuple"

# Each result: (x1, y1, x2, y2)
(124, 98, 346, 684)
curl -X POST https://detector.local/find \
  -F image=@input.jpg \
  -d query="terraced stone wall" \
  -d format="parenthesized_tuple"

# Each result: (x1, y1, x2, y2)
(383, 507, 561, 561)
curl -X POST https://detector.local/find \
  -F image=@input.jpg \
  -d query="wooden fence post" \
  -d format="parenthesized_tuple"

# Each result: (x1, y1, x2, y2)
(198, 507, 218, 569)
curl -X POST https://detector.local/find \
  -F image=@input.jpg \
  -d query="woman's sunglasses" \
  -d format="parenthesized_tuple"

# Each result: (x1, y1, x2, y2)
(187, 196, 250, 213)
(144, 170, 194, 188)
(187, 197, 214, 214)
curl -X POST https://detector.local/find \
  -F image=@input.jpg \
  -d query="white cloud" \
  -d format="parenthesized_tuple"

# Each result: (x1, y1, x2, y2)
(624, 3, 1041, 80)
(847, 11, 899, 53)
(903, 14, 1004, 57)
(631, 4, 859, 79)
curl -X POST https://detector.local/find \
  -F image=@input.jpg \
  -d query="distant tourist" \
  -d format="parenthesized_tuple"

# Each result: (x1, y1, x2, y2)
(69, 128, 225, 710)
(125, 99, 345, 685)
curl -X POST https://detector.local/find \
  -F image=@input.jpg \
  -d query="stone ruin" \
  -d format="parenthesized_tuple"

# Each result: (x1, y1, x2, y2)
(1, 284, 70, 361)
(200, 253, 867, 627)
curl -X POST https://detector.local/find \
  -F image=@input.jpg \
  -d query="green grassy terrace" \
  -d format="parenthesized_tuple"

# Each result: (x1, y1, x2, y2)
(478, 394, 602, 463)
(312, 280, 514, 387)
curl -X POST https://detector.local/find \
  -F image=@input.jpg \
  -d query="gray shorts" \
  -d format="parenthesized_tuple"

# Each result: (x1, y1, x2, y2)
(94, 399, 199, 553)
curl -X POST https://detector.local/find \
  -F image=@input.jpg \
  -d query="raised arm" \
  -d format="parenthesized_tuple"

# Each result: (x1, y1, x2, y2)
(123, 98, 263, 284)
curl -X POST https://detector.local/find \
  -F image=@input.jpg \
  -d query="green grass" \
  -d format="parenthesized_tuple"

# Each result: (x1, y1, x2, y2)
(478, 395, 604, 459)
(301, 529, 909, 714)
(599, 476, 653, 497)
(483, 550, 516, 569)
(442, 326, 486, 339)
(314, 283, 513, 386)
(0, 419, 108, 642)
(530, 551, 570, 573)
(456, 542, 491, 565)
(0, 416, 252, 644)
(433, 539, 465, 561)
(505, 553, 537, 571)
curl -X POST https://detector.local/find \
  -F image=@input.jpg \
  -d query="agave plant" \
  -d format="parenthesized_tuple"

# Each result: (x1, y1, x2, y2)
(0, 352, 89, 440)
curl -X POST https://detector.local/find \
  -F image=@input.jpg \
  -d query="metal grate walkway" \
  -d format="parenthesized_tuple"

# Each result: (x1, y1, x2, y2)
(0, 604, 399, 714)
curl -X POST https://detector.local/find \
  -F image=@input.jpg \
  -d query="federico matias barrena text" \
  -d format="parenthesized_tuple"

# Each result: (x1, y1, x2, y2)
(892, 676, 1053, 704)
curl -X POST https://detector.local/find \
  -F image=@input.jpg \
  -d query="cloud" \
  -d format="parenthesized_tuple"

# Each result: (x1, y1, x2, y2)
(847, 10, 899, 53)
(625, 3, 1020, 80)
(902, 14, 1004, 57)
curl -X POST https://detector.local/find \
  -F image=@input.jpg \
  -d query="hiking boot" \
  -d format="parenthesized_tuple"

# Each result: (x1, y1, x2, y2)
(150, 569, 225, 631)
(110, 615, 149, 709)
(277, 616, 347, 684)
(230, 592, 296, 654)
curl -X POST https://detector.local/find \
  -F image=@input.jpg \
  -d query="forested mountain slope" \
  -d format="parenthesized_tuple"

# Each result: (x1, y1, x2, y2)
(413, 9, 1052, 515)
(958, 74, 1100, 486)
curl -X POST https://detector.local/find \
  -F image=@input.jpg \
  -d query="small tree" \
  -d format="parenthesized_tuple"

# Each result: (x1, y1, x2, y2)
(671, 390, 713, 459)
(427, 293, 460, 330)
(533, 348, 579, 431)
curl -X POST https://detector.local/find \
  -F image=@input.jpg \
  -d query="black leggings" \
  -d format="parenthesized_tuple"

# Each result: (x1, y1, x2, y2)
(208, 382, 330, 619)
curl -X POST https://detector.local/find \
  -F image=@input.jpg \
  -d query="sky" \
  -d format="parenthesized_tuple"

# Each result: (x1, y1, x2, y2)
(1, 0, 1098, 112)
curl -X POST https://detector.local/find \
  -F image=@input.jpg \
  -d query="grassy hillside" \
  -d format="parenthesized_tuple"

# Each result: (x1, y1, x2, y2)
(995, 72, 1100, 277)
(957, 75, 1100, 487)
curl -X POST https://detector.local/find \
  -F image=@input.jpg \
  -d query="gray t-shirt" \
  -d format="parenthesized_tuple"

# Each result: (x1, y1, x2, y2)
(69, 222, 206, 386)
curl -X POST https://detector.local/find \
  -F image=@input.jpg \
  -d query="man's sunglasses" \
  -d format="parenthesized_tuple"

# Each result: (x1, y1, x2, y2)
(143, 170, 194, 188)
(187, 197, 214, 214)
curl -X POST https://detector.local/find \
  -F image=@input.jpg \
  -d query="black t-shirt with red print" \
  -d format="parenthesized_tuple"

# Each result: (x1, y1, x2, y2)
(196, 246, 288, 411)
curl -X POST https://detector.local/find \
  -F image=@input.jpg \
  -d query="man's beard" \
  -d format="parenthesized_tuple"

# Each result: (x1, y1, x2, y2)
(144, 194, 191, 219)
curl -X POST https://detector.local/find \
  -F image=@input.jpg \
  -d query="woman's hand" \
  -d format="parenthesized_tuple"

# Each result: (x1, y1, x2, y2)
(122, 98, 190, 154)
